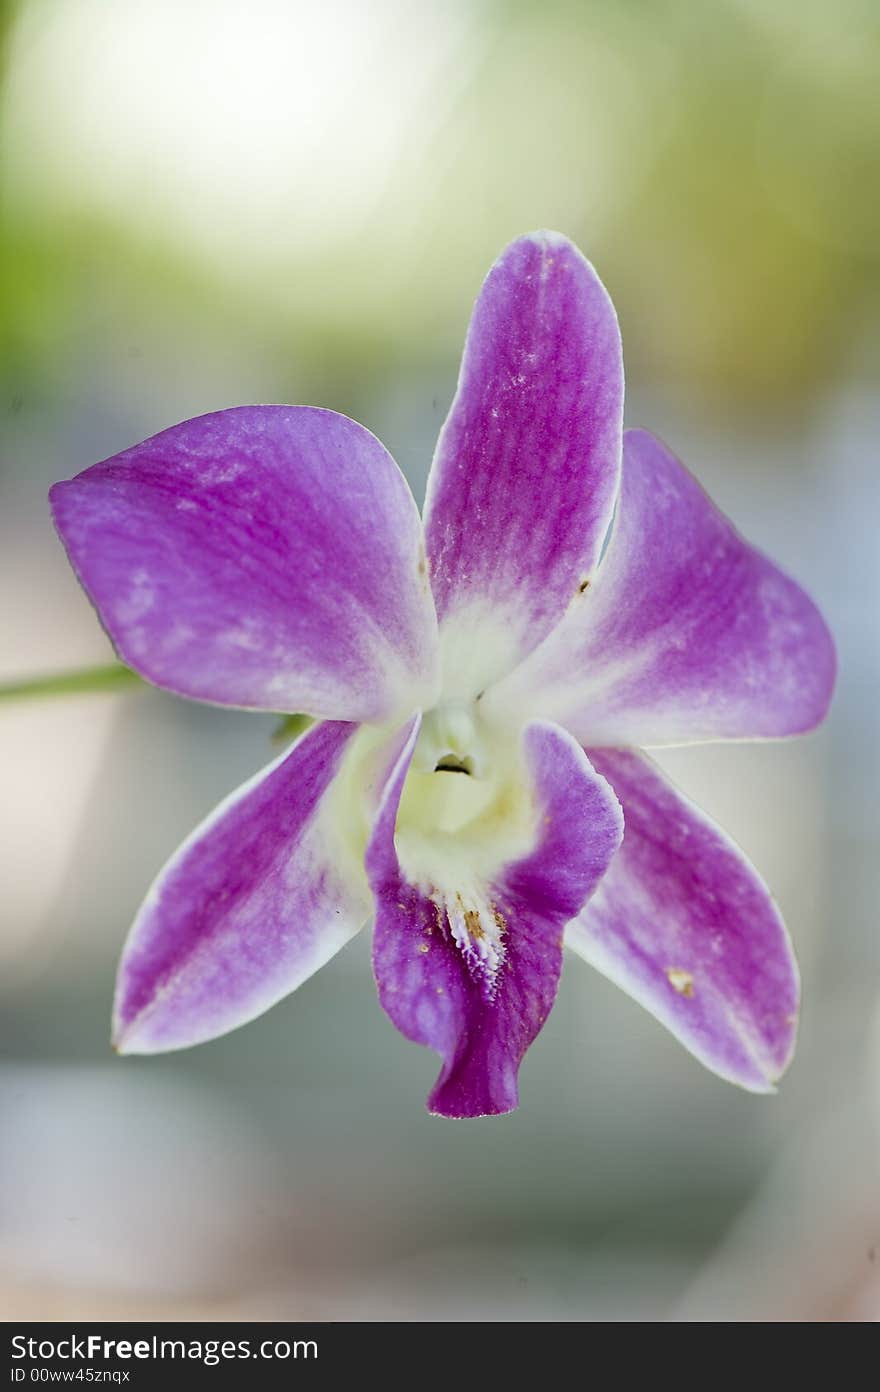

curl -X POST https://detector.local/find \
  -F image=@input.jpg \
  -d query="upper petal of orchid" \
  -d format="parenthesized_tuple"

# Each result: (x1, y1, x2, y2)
(366, 718, 623, 1117)
(567, 747, 799, 1091)
(114, 719, 371, 1053)
(51, 406, 439, 722)
(488, 428, 835, 746)
(423, 232, 623, 699)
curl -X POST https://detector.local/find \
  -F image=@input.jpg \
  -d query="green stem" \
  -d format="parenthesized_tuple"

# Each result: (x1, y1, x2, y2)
(0, 662, 144, 703)
(271, 712, 312, 743)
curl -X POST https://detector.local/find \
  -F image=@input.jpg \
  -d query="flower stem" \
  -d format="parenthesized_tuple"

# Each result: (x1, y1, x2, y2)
(0, 662, 144, 703)
(271, 712, 312, 743)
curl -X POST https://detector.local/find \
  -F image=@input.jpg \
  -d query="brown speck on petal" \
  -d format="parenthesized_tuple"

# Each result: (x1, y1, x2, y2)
(418, 943, 430, 954)
(666, 967, 695, 997)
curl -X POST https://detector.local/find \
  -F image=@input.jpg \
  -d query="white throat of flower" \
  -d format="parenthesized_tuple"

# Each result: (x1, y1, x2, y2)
(394, 700, 535, 998)
(330, 696, 537, 999)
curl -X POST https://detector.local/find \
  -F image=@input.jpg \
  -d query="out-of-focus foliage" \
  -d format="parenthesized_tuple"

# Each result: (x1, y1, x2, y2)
(1, 0, 878, 408)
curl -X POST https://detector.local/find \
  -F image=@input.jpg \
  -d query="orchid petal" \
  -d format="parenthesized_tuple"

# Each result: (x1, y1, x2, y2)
(423, 232, 623, 698)
(113, 720, 368, 1053)
(51, 407, 439, 722)
(489, 428, 835, 745)
(567, 747, 799, 1090)
(366, 720, 623, 1117)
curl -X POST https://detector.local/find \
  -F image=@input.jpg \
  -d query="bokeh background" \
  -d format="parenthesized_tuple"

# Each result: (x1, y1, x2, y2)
(1, 0, 878, 1321)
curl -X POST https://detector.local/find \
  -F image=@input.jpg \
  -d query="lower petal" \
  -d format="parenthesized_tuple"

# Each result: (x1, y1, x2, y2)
(114, 720, 369, 1052)
(366, 720, 623, 1117)
(567, 747, 800, 1091)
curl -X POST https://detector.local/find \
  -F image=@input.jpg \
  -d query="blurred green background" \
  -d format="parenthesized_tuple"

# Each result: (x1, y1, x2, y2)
(1, 0, 878, 1320)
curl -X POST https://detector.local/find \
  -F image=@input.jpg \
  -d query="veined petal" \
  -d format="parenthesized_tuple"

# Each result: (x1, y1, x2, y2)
(51, 406, 439, 722)
(423, 232, 623, 698)
(489, 429, 835, 746)
(114, 720, 369, 1053)
(567, 748, 799, 1091)
(366, 719, 623, 1117)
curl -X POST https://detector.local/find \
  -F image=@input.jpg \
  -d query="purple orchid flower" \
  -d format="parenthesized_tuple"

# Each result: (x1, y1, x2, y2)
(49, 232, 835, 1118)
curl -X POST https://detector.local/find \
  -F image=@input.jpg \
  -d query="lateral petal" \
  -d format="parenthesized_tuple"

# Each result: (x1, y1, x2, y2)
(489, 428, 835, 745)
(51, 406, 439, 721)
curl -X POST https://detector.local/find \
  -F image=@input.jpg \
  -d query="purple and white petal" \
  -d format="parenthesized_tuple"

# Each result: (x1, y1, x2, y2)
(489, 428, 835, 746)
(114, 720, 369, 1053)
(51, 406, 439, 721)
(423, 232, 623, 697)
(366, 720, 623, 1117)
(567, 747, 799, 1090)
